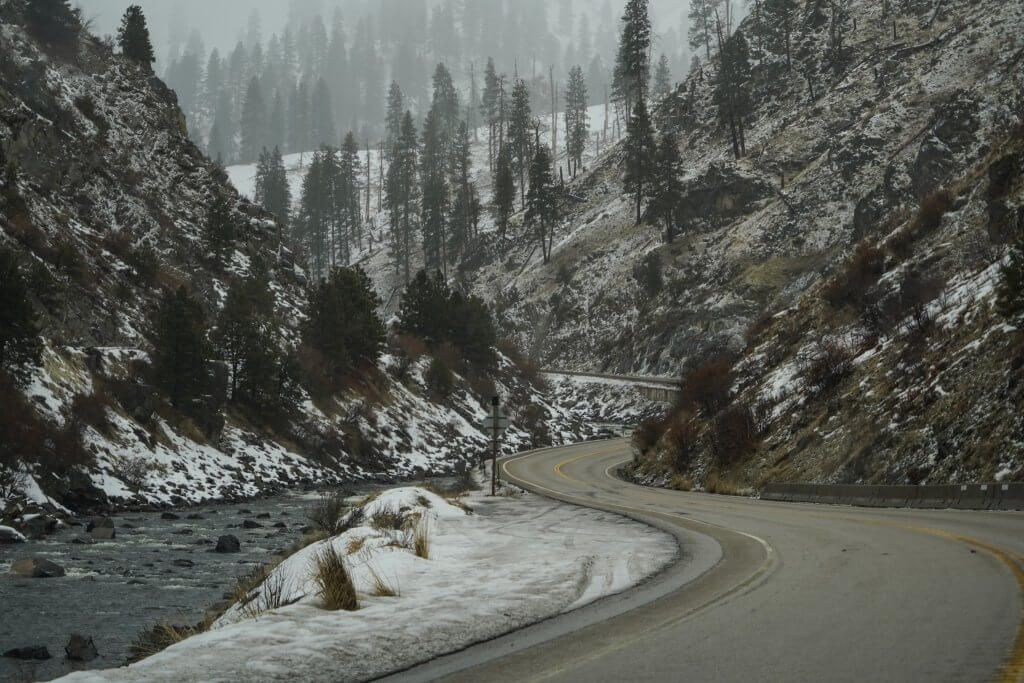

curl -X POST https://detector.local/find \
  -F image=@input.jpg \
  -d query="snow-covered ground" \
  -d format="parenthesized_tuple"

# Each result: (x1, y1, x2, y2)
(60, 480, 676, 682)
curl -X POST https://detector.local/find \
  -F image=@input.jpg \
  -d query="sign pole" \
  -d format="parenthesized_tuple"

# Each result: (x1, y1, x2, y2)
(491, 396, 499, 496)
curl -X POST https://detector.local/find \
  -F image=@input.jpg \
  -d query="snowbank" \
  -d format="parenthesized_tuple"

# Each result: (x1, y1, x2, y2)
(60, 482, 675, 682)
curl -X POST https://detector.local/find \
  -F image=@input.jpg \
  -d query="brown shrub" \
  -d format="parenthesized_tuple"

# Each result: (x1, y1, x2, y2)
(313, 545, 358, 611)
(70, 391, 114, 436)
(823, 240, 886, 310)
(679, 354, 736, 417)
(912, 189, 953, 234)
(632, 415, 668, 457)
(710, 404, 760, 466)
(664, 411, 701, 473)
(803, 339, 855, 394)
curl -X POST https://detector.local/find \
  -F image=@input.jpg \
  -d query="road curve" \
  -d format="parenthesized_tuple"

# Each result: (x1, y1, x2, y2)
(384, 439, 1024, 683)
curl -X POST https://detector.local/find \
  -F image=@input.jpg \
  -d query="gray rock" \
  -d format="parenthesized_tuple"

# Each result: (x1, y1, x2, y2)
(72, 534, 96, 545)
(172, 559, 194, 568)
(22, 515, 57, 539)
(10, 557, 66, 578)
(3, 645, 51, 660)
(64, 634, 98, 662)
(215, 535, 240, 553)
(160, 512, 180, 520)
(89, 517, 115, 540)
(242, 520, 262, 529)
(0, 526, 25, 544)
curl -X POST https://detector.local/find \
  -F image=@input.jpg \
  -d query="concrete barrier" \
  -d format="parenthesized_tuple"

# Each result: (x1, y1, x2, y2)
(759, 482, 1023, 511)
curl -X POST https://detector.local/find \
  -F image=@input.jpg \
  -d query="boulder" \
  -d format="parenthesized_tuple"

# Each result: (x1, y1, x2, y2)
(214, 535, 240, 553)
(160, 512, 180, 520)
(72, 534, 96, 545)
(64, 634, 98, 662)
(0, 525, 26, 544)
(172, 559, 194, 568)
(3, 646, 51, 660)
(10, 557, 66, 578)
(89, 517, 116, 540)
(22, 514, 57, 539)
(241, 520, 262, 529)
(272, 522, 287, 529)
(186, 514, 204, 520)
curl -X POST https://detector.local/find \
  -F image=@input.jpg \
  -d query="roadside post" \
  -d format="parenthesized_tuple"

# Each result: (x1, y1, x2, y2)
(480, 396, 509, 496)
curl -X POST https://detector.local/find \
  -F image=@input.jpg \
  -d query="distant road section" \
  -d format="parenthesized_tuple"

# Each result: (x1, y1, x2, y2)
(387, 439, 1024, 683)
(543, 370, 680, 403)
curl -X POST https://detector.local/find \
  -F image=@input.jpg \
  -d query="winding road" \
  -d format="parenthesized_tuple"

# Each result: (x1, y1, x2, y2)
(385, 439, 1024, 683)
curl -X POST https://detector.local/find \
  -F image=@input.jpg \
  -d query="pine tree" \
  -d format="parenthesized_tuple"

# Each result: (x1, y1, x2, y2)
(289, 80, 311, 155)
(420, 106, 449, 275)
(301, 266, 385, 392)
(623, 97, 657, 225)
(151, 286, 211, 409)
(449, 121, 479, 261)
(386, 111, 419, 284)
(764, 0, 799, 69)
(339, 133, 363, 256)
(268, 90, 286, 152)
(24, 0, 78, 45)
(998, 218, 1024, 319)
(0, 248, 41, 373)
(653, 54, 673, 101)
(564, 65, 589, 177)
(492, 144, 517, 239)
(311, 78, 336, 148)
(481, 57, 501, 168)
(205, 192, 236, 267)
(650, 128, 684, 243)
(525, 145, 559, 264)
(715, 29, 753, 159)
(508, 78, 533, 205)
(688, 0, 715, 61)
(208, 91, 235, 163)
(613, 0, 652, 119)
(385, 81, 405, 160)
(117, 5, 155, 68)
(255, 146, 291, 230)
(240, 77, 267, 163)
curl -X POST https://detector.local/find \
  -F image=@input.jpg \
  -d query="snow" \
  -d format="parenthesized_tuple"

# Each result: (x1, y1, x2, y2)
(59, 480, 676, 683)
(0, 525, 26, 543)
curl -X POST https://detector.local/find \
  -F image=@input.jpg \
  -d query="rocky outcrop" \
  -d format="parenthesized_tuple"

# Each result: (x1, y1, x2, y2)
(10, 557, 66, 578)
(215, 535, 240, 553)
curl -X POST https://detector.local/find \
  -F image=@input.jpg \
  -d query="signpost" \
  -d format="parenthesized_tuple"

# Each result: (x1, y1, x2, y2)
(482, 396, 509, 496)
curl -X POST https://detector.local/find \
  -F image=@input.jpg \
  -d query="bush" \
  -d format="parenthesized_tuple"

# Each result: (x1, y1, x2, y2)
(710, 404, 760, 466)
(412, 519, 430, 559)
(313, 545, 358, 611)
(632, 415, 667, 456)
(632, 251, 663, 296)
(679, 353, 735, 417)
(70, 391, 113, 436)
(823, 240, 886, 310)
(890, 190, 953, 258)
(517, 403, 552, 449)
(308, 491, 349, 535)
(424, 355, 456, 400)
(665, 411, 701, 473)
(802, 339, 855, 394)
(107, 453, 160, 492)
(0, 248, 41, 372)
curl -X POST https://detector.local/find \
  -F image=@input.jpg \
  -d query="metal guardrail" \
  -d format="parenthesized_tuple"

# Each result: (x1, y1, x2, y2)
(542, 369, 681, 389)
(760, 483, 1024, 511)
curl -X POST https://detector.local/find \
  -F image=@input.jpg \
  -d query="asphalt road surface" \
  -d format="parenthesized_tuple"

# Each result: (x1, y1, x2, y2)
(385, 439, 1024, 683)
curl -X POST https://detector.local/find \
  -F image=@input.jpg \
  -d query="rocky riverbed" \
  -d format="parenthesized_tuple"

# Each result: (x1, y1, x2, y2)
(0, 487, 379, 682)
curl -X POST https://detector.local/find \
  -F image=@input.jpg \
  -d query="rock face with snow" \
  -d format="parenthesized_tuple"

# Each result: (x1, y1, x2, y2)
(0, 8, 592, 513)
(0, 525, 25, 544)
(464, 0, 1023, 486)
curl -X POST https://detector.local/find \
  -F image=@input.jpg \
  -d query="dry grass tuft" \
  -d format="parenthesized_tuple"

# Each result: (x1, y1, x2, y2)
(412, 519, 431, 560)
(313, 545, 359, 611)
(705, 473, 753, 497)
(128, 621, 205, 662)
(368, 565, 401, 597)
(345, 535, 368, 555)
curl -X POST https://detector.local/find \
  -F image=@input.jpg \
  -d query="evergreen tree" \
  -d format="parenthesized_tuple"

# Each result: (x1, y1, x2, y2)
(208, 91, 235, 163)
(420, 106, 449, 275)
(525, 145, 558, 264)
(564, 65, 589, 177)
(385, 81, 405, 160)
(653, 54, 673, 101)
(268, 90, 286, 152)
(998, 218, 1024, 319)
(623, 97, 657, 225)
(480, 57, 501, 168)
(311, 78, 336, 148)
(213, 273, 273, 401)
(339, 133, 363, 256)
(764, 0, 799, 69)
(297, 148, 332, 278)
(301, 266, 385, 392)
(715, 29, 753, 159)
(386, 111, 419, 284)
(508, 78, 533, 205)
(0, 248, 41, 373)
(449, 121, 480, 261)
(240, 77, 268, 163)
(117, 5, 155, 68)
(688, 0, 715, 61)
(650, 128, 684, 243)
(205, 192, 236, 267)
(289, 80, 311, 155)
(151, 286, 211, 409)
(492, 144, 517, 239)
(24, 0, 78, 45)
(613, 0, 652, 120)
(254, 146, 291, 229)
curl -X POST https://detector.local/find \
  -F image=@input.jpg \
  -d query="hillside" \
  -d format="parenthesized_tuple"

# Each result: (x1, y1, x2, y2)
(463, 0, 1024, 486)
(0, 5, 589, 516)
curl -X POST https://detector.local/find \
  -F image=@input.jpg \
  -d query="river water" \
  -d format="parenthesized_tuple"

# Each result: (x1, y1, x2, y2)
(0, 487, 372, 682)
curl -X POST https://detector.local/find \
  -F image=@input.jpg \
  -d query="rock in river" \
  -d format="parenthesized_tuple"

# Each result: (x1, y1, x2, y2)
(65, 634, 98, 662)
(161, 512, 181, 520)
(215, 534, 240, 553)
(10, 557, 66, 578)
(0, 525, 26, 544)
(89, 517, 116, 540)
(3, 645, 51, 660)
